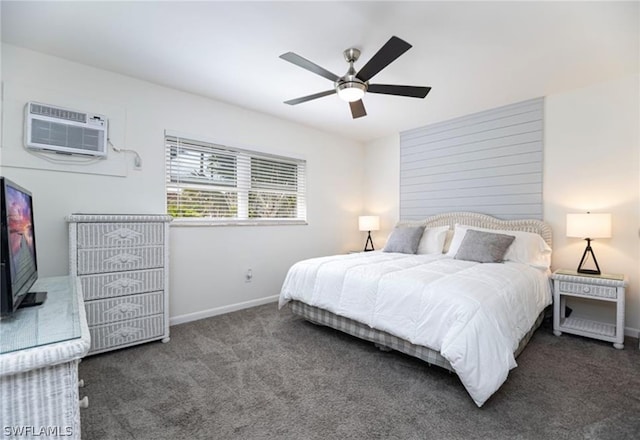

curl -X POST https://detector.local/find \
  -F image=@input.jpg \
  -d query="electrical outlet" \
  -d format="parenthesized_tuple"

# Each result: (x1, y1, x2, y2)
(245, 269, 253, 283)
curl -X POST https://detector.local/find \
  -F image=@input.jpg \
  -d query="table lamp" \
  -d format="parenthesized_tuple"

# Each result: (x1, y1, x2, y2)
(566, 212, 612, 275)
(358, 215, 380, 252)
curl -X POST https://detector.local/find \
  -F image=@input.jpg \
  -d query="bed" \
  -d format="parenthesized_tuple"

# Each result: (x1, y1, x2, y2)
(278, 212, 553, 407)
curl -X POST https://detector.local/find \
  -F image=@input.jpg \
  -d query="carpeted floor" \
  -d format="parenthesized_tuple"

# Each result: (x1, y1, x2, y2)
(80, 303, 640, 440)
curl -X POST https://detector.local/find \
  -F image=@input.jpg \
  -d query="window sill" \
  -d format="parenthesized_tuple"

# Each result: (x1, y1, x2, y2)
(170, 218, 308, 227)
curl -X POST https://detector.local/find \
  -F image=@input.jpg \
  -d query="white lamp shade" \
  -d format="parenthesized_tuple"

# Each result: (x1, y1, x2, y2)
(566, 213, 612, 238)
(358, 215, 380, 232)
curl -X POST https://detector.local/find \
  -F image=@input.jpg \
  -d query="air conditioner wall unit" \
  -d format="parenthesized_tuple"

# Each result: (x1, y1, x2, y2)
(24, 102, 109, 157)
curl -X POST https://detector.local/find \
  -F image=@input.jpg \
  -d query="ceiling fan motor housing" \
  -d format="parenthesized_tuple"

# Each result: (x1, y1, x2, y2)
(335, 47, 367, 102)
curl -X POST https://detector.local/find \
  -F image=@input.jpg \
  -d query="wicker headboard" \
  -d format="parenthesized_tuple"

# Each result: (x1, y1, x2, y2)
(407, 211, 552, 248)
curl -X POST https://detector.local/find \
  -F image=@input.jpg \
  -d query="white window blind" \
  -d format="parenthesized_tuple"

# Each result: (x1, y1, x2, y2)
(166, 135, 306, 224)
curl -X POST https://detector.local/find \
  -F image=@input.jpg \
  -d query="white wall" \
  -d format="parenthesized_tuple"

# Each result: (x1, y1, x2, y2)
(1, 44, 365, 323)
(364, 75, 640, 335)
(362, 133, 400, 248)
(544, 75, 640, 332)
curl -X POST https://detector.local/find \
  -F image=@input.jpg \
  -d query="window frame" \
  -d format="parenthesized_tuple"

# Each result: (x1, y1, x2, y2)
(165, 132, 307, 227)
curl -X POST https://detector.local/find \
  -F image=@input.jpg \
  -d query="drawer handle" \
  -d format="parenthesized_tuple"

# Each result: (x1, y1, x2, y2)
(582, 286, 591, 294)
(79, 396, 89, 409)
(107, 326, 143, 342)
(105, 253, 142, 266)
(120, 303, 141, 314)
(105, 228, 143, 242)
(105, 303, 143, 319)
(105, 278, 142, 291)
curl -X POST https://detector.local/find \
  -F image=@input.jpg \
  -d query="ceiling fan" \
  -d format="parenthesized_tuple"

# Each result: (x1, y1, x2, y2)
(280, 36, 431, 119)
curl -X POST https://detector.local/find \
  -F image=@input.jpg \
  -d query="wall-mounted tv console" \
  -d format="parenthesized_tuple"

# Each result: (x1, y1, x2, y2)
(0, 275, 91, 439)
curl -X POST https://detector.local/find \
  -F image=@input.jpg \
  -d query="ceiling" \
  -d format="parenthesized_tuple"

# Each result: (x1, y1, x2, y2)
(1, 1, 638, 143)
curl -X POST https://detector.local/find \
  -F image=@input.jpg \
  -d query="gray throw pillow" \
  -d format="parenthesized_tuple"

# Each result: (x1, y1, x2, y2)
(454, 229, 515, 263)
(383, 226, 426, 254)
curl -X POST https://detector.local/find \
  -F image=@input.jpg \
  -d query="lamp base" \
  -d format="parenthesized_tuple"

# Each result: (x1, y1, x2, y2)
(363, 231, 375, 252)
(576, 238, 601, 276)
(577, 268, 601, 275)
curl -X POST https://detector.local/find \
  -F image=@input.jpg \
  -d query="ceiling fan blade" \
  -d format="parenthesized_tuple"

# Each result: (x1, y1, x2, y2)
(367, 84, 431, 98)
(279, 52, 340, 82)
(349, 100, 367, 119)
(284, 90, 336, 105)
(356, 36, 412, 83)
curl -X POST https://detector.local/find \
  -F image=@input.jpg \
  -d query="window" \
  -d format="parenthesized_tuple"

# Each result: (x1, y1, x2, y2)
(166, 134, 306, 224)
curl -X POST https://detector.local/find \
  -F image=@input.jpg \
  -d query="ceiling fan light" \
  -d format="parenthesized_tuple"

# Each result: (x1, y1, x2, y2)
(336, 82, 366, 102)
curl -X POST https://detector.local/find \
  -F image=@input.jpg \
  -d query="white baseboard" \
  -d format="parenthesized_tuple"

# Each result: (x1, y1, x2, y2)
(624, 326, 640, 339)
(169, 295, 279, 326)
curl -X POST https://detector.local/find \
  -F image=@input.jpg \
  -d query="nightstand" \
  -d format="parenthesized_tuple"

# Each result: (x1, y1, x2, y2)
(551, 269, 627, 349)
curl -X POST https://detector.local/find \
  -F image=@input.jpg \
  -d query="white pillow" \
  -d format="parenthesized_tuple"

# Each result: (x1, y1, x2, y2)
(446, 224, 552, 268)
(416, 225, 450, 254)
(442, 229, 455, 253)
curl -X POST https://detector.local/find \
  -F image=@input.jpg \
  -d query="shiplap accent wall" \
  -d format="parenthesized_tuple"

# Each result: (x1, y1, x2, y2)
(400, 97, 544, 221)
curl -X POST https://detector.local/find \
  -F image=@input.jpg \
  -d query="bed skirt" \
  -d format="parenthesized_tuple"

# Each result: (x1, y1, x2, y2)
(289, 300, 545, 373)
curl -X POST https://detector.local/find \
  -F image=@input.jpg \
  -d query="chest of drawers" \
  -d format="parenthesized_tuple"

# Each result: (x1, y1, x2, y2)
(68, 214, 172, 355)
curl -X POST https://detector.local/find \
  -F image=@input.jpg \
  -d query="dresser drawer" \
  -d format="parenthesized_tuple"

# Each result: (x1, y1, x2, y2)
(85, 291, 164, 326)
(557, 281, 617, 299)
(77, 246, 164, 275)
(76, 222, 164, 249)
(79, 269, 164, 301)
(88, 314, 165, 354)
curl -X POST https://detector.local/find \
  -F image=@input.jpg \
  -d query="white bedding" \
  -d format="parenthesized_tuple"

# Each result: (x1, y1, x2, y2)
(279, 251, 552, 407)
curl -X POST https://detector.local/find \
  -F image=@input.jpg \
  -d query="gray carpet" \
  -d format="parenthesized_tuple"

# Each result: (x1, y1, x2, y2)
(80, 303, 640, 440)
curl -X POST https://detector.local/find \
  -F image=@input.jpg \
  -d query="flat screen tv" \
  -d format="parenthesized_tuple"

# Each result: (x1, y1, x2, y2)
(0, 177, 45, 317)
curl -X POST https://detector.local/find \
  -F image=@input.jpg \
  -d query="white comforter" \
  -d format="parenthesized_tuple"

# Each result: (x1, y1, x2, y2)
(279, 251, 552, 407)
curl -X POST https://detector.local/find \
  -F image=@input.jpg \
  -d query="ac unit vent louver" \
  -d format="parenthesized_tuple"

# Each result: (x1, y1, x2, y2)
(24, 102, 108, 157)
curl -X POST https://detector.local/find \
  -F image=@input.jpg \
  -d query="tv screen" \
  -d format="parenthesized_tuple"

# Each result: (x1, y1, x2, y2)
(1, 177, 39, 316)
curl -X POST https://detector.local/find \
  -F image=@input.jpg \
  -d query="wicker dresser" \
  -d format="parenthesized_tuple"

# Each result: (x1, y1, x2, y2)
(0, 276, 90, 439)
(67, 214, 172, 355)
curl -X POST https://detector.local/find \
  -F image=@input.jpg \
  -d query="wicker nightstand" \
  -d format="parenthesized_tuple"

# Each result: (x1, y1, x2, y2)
(551, 269, 627, 349)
